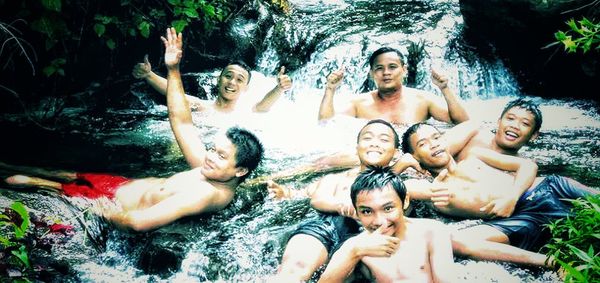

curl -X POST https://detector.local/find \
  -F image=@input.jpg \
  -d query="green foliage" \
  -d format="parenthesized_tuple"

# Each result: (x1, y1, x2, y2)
(1, 201, 32, 270)
(554, 17, 600, 53)
(544, 194, 600, 282)
(42, 58, 66, 77)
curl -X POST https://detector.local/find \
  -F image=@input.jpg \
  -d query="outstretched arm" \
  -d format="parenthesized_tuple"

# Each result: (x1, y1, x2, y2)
(163, 27, 206, 168)
(428, 69, 469, 124)
(254, 66, 292, 112)
(133, 54, 206, 111)
(318, 66, 355, 121)
(309, 174, 355, 217)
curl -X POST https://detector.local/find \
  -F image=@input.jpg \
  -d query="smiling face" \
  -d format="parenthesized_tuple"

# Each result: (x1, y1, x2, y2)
(409, 124, 451, 169)
(201, 134, 246, 182)
(356, 122, 398, 167)
(369, 52, 407, 93)
(217, 64, 250, 101)
(355, 185, 408, 237)
(495, 106, 539, 152)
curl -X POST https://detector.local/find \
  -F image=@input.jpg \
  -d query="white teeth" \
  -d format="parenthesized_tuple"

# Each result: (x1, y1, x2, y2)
(432, 150, 444, 157)
(366, 151, 381, 158)
(505, 131, 518, 138)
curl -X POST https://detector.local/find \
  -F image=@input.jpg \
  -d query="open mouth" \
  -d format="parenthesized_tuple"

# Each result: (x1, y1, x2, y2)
(504, 130, 519, 141)
(224, 86, 236, 93)
(366, 151, 382, 158)
(432, 149, 445, 157)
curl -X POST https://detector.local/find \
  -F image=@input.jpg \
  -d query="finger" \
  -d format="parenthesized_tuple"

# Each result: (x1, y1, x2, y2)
(435, 169, 449, 181)
(373, 225, 385, 234)
(144, 54, 149, 64)
(480, 202, 494, 212)
(279, 66, 285, 76)
(433, 201, 449, 207)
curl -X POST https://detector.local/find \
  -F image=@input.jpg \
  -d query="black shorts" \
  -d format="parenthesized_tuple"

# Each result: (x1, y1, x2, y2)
(289, 212, 360, 254)
(484, 175, 591, 251)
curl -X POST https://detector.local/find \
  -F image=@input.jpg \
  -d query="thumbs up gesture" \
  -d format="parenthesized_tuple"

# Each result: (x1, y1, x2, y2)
(132, 54, 152, 79)
(277, 66, 292, 92)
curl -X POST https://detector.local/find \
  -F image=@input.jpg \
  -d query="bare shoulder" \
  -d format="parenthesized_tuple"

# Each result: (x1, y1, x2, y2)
(408, 217, 448, 232)
(350, 91, 375, 104)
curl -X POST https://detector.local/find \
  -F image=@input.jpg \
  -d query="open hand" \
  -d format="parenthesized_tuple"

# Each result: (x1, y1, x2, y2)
(266, 180, 291, 200)
(480, 196, 517, 218)
(160, 27, 183, 69)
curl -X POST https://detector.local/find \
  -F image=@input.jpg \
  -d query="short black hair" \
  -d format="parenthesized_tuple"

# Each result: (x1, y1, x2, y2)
(357, 119, 400, 148)
(226, 127, 263, 182)
(350, 166, 407, 207)
(500, 98, 543, 134)
(225, 60, 252, 83)
(368, 47, 405, 69)
(401, 122, 438, 154)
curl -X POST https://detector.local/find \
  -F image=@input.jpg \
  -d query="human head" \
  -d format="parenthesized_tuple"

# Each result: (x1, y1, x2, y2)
(401, 123, 450, 171)
(217, 60, 252, 101)
(368, 47, 408, 93)
(226, 127, 263, 182)
(356, 119, 400, 167)
(368, 47, 406, 69)
(495, 98, 542, 152)
(350, 166, 409, 236)
(202, 127, 263, 184)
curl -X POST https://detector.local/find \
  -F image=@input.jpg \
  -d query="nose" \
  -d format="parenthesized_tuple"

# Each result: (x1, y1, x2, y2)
(373, 212, 387, 226)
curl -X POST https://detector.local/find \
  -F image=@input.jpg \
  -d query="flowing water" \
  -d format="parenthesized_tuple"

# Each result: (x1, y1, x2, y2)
(1, 0, 599, 282)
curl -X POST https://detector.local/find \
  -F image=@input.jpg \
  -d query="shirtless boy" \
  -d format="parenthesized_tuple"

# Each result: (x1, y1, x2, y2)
(133, 49, 292, 113)
(401, 122, 596, 267)
(270, 119, 403, 281)
(3, 27, 264, 232)
(318, 47, 469, 125)
(319, 167, 455, 283)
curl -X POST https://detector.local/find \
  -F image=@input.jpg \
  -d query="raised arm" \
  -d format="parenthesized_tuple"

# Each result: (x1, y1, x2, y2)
(427, 69, 469, 124)
(318, 66, 356, 121)
(133, 54, 206, 110)
(254, 66, 292, 112)
(428, 221, 456, 283)
(163, 27, 206, 168)
(470, 147, 538, 217)
(443, 120, 481, 156)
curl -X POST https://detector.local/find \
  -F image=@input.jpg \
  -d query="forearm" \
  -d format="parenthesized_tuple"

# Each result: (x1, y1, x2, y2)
(318, 88, 336, 120)
(440, 87, 469, 124)
(404, 179, 433, 201)
(512, 161, 538, 197)
(254, 86, 283, 112)
(146, 71, 168, 95)
(166, 67, 192, 124)
(318, 241, 360, 282)
(310, 197, 343, 214)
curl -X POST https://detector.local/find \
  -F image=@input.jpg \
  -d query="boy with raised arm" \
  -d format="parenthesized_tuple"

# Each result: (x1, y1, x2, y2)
(3, 27, 264, 232)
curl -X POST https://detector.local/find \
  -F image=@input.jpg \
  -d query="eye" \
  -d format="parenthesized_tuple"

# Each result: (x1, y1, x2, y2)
(206, 145, 215, 152)
(359, 208, 371, 215)
(237, 78, 244, 83)
(219, 153, 226, 159)
(384, 206, 394, 212)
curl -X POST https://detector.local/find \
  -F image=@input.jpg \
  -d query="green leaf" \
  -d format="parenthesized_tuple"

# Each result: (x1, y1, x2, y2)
(168, 0, 181, 5)
(43, 65, 56, 77)
(11, 245, 30, 268)
(128, 28, 137, 36)
(183, 7, 199, 18)
(555, 257, 586, 282)
(0, 236, 15, 247)
(106, 39, 116, 50)
(94, 23, 105, 37)
(138, 21, 150, 38)
(555, 31, 567, 41)
(57, 69, 65, 76)
(203, 5, 216, 18)
(10, 202, 29, 239)
(171, 19, 188, 33)
(42, 0, 61, 12)
(31, 17, 55, 38)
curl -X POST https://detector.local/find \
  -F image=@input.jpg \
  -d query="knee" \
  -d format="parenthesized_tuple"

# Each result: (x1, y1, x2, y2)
(277, 256, 317, 281)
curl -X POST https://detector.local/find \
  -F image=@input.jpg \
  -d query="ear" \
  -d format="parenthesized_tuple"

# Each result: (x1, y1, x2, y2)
(529, 131, 539, 142)
(403, 194, 411, 210)
(235, 167, 249, 178)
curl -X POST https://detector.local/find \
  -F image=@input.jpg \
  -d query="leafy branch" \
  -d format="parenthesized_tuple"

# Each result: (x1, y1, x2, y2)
(553, 17, 600, 53)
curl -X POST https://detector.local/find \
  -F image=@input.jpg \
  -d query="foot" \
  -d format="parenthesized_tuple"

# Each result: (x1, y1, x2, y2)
(5, 174, 34, 185)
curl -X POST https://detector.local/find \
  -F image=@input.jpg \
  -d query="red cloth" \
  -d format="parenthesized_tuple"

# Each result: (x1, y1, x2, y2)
(61, 173, 130, 199)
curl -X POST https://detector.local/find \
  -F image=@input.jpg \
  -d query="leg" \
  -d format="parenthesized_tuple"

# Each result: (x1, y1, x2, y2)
(0, 161, 77, 181)
(273, 234, 329, 281)
(452, 225, 551, 267)
(4, 175, 62, 191)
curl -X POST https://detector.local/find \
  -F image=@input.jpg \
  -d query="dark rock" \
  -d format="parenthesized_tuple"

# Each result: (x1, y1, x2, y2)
(138, 231, 189, 277)
(459, 0, 600, 101)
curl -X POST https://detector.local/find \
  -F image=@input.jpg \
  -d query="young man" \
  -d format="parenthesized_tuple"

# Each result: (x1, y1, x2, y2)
(319, 167, 455, 283)
(132, 54, 292, 113)
(3, 27, 264, 232)
(270, 119, 404, 281)
(401, 122, 596, 267)
(318, 47, 469, 125)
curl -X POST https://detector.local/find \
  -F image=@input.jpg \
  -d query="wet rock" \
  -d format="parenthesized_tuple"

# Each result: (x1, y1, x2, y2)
(138, 231, 189, 277)
(459, 0, 600, 101)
